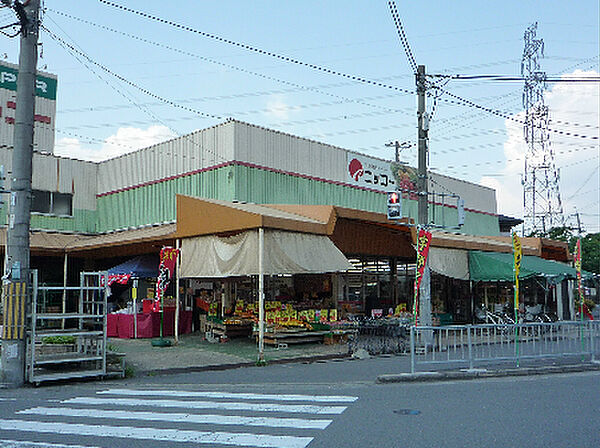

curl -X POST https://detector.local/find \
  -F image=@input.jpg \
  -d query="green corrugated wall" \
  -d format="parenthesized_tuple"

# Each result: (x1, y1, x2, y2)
(96, 165, 235, 232)
(67, 163, 499, 236)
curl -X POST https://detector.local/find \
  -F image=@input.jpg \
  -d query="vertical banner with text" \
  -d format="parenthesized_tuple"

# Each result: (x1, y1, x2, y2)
(575, 239, 583, 319)
(413, 228, 432, 326)
(154, 246, 180, 312)
(512, 232, 522, 311)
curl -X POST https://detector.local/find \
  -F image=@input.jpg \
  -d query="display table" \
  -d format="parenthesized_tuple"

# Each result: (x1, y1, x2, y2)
(200, 316, 253, 339)
(107, 310, 192, 339)
(256, 329, 330, 346)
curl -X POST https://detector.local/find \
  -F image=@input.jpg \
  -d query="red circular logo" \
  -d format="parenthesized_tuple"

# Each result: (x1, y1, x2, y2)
(348, 158, 364, 181)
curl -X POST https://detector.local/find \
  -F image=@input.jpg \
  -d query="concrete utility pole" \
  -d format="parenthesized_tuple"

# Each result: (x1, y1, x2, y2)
(416, 64, 432, 328)
(385, 140, 412, 164)
(1, 0, 39, 388)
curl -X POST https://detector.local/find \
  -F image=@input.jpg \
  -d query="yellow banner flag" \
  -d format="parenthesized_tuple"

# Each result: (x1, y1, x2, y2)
(512, 232, 522, 309)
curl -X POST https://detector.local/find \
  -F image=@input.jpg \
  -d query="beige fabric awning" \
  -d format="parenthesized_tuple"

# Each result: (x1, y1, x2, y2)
(428, 247, 470, 280)
(180, 229, 352, 278)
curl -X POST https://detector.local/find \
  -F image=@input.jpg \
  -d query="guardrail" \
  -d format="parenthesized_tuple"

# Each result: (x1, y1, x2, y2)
(410, 321, 600, 373)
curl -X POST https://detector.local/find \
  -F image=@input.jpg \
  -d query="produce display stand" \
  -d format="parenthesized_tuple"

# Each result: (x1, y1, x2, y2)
(27, 271, 108, 385)
(200, 315, 253, 339)
(261, 329, 330, 346)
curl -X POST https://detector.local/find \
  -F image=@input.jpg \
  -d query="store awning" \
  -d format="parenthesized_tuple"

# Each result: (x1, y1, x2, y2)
(468, 250, 579, 283)
(108, 254, 159, 278)
(180, 229, 352, 278)
(428, 247, 469, 280)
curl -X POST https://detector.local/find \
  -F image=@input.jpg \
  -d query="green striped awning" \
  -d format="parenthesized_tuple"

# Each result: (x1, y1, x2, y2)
(468, 250, 581, 283)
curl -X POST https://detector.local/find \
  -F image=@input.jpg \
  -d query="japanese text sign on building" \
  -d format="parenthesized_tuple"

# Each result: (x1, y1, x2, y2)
(154, 246, 179, 311)
(413, 228, 432, 325)
(575, 238, 583, 300)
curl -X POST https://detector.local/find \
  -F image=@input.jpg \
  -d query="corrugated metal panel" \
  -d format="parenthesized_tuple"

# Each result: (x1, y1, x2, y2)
(95, 166, 235, 232)
(30, 153, 97, 211)
(429, 172, 497, 215)
(232, 164, 499, 236)
(97, 122, 234, 195)
(30, 209, 96, 233)
(233, 121, 347, 182)
(233, 164, 383, 212)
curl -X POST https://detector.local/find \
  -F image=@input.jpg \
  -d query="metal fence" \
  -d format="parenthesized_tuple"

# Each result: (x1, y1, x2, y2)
(410, 321, 600, 373)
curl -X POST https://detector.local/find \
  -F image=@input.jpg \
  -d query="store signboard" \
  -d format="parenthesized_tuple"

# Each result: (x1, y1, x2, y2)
(0, 61, 57, 152)
(346, 153, 397, 192)
(0, 61, 57, 100)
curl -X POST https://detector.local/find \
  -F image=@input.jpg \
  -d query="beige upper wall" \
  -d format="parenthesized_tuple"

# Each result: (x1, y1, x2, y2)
(0, 148, 97, 211)
(97, 122, 235, 195)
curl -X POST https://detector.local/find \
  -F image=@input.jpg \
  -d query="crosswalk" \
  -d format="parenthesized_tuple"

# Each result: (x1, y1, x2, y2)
(0, 388, 358, 448)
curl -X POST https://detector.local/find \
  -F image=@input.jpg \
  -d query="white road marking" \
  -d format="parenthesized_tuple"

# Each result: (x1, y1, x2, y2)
(98, 388, 358, 403)
(0, 420, 313, 448)
(62, 396, 348, 414)
(18, 406, 332, 429)
(0, 441, 101, 448)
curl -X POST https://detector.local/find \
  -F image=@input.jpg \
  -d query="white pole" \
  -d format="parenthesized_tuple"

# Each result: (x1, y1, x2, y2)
(258, 228, 265, 363)
(175, 239, 181, 345)
(556, 281, 563, 320)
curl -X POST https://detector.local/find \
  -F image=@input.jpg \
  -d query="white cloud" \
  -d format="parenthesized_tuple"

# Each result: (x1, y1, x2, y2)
(481, 70, 599, 232)
(54, 125, 177, 162)
(264, 94, 291, 120)
(103, 125, 177, 159)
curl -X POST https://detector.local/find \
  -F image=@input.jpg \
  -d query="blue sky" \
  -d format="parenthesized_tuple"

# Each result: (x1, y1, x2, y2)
(1, 1, 598, 232)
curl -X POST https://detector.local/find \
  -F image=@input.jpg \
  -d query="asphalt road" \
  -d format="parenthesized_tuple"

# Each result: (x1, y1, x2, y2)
(0, 357, 598, 448)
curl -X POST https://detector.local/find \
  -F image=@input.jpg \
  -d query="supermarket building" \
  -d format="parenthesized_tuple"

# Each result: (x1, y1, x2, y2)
(0, 61, 575, 322)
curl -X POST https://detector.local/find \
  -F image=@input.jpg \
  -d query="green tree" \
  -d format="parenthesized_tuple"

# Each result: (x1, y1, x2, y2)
(580, 233, 600, 274)
(529, 227, 599, 274)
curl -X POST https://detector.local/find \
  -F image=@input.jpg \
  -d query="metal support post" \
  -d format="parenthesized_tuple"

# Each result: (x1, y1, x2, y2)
(258, 228, 265, 363)
(410, 325, 416, 374)
(174, 239, 180, 344)
(467, 325, 473, 371)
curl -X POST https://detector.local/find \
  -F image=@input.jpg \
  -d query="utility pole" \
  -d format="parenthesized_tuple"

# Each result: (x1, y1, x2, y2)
(416, 64, 432, 329)
(385, 140, 412, 164)
(1, 0, 39, 387)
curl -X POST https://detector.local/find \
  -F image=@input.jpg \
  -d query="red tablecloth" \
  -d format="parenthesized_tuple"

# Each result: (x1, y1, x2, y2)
(107, 311, 192, 338)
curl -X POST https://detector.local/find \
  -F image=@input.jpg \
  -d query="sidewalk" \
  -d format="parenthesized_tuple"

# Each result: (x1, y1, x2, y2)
(107, 333, 349, 376)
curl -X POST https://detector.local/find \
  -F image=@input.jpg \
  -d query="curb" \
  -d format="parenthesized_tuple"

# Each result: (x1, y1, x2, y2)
(376, 363, 600, 383)
(136, 352, 351, 377)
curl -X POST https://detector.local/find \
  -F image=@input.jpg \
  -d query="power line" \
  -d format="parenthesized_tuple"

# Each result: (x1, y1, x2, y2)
(42, 24, 230, 165)
(96, 1, 600, 140)
(430, 74, 600, 82)
(47, 9, 414, 116)
(437, 89, 599, 140)
(43, 26, 224, 121)
(98, 0, 416, 96)
(388, 1, 417, 73)
(565, 166, 600, 201)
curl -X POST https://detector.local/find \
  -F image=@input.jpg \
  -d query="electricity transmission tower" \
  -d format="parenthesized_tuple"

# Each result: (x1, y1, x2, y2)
(521, 22, 564, 235)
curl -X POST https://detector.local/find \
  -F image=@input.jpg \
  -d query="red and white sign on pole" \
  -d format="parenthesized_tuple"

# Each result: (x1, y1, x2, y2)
(153, 246, 179, 312)
(413, 228, 432, 326)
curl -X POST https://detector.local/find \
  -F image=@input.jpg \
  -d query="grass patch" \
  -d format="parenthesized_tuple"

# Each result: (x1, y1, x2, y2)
(41, 335, 76, 344)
